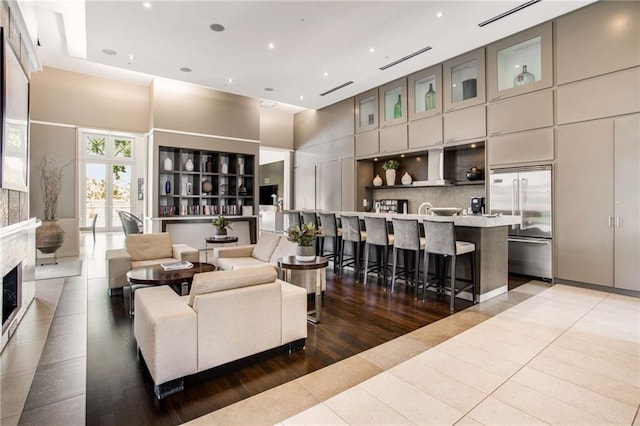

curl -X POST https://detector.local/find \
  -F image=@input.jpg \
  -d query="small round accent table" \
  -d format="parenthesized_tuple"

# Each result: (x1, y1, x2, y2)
(204, 236, 239, 263)
(277, 256, 328, 324)
(125, 262, 215, 315)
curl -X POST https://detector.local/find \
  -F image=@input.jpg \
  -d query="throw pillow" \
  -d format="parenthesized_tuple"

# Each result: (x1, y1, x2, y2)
(251, 232, 280, 262)
(126, 233, 173, 261)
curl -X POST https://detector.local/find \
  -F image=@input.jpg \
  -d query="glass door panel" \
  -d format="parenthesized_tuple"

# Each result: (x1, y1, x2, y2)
(111, 164, 132, 228)
(359, 96, 376, 128)
(497, 36, 541, 91)
(451, 59, 478, 103)
(85, 163, 107, 229)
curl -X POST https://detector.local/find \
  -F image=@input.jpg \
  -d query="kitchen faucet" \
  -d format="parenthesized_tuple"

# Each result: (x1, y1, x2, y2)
(417, 202, 433, 215)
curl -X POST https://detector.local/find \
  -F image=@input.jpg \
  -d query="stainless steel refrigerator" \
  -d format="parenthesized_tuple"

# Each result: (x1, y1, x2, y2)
(489, 165, 552, 280)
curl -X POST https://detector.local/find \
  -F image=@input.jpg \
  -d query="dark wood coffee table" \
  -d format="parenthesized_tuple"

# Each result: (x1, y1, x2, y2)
(125, 262, 215, 315)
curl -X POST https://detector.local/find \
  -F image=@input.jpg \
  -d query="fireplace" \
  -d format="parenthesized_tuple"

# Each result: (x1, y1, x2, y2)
(2, 262, 22, 333)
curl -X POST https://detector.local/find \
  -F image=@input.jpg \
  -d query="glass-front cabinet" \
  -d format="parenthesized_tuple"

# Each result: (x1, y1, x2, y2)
(408, 64, 442, 121)
(379, 78, 408, 128)
(487, 22, 553, 101)
(355, 88, 379, 134)
(443, 48, 486, 112)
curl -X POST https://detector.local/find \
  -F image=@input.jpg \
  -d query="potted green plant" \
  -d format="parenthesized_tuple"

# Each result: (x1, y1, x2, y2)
(285, 223, 319, 261)
(382, 159, 400, 186)
(212, 216, 232, 239)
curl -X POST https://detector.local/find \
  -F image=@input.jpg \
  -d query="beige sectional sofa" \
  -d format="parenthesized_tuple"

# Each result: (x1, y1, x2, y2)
(106, 233, 199, 295)
(133, 266, 307, 398)
(213, 231, 326, 293)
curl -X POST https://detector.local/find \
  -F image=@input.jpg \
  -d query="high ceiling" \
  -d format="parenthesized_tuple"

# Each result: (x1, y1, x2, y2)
(30, 0, 594, 111)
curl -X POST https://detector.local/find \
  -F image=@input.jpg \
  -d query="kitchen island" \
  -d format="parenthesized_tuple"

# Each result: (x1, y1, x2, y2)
(330, 211, 521, 302)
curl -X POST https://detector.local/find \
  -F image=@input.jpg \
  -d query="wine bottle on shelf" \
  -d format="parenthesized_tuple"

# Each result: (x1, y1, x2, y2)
(393, 94, 402, 119)
(424, 83, 436, 110)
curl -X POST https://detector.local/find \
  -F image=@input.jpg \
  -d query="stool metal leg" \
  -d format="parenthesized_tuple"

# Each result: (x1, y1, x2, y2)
(363, 243, 370, 285)
(450, 255, 457, 311)
(391, 247, 398, 293)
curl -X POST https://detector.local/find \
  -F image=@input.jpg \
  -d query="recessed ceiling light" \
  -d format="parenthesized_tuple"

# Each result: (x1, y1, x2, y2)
(470, 143, 477, 148)
(102, 48, 117, 55)
(323, 71, 329, 77)
(128, 54, 135, 60)
(227, 78, 233, 83)
(374, 158, 378, 162)
(260, 100, 278, 107)
(436, 12, 443, 18)
(180, 67, 192, 72)
(209, 23, 225, 32)
(299, 95, 304, 100)
(515, 64, 521, 68)
(264, 87, 274, 92)
(268, 42, 275, 49)
(401, 154, 405, 157)
(452, 84, 457, 87)
(369, 47, 375, 53)
(142, 2, 152, 9)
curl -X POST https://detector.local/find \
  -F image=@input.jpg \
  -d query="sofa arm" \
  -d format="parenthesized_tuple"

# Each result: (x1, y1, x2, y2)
(172, 244, 199, 263)
(134, 286, 197, 386)
(106, 249, 132, 292)
(212, 244, 255, 265)
(279, 280, 308, 344)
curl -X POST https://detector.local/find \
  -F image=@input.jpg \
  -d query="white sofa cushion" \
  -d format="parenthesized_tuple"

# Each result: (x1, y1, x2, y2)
(217, 257, 266, 271)
(269, 237, 297, 263)
(188, 266, 277, 306)
(126, 233, 173, 261)
(251, 231, 280, 262)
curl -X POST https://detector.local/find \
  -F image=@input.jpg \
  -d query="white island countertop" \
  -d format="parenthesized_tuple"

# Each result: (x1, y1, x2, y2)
(331, 211, 520, 228)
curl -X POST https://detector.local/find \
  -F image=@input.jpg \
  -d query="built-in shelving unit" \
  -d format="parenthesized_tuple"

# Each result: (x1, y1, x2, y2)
(158, 147, 255, 217)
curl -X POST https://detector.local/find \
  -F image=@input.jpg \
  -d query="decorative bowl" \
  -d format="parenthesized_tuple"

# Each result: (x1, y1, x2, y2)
(430, 207, 461, 216)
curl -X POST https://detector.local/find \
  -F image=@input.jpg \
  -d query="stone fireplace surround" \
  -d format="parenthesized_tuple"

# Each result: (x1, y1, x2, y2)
(0, 218, 38, 353)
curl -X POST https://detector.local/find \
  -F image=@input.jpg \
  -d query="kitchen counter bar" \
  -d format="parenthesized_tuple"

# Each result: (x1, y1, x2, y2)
(324, 211, 520, 302)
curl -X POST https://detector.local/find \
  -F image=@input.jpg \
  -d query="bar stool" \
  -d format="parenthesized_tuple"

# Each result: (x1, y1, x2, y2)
(285, 211, 302, 230)
(318, 212, 342, 274)
(391, 218, 425, 297)
(422, 221, 477, 311)
(339, 215, 366, 282)
(363, 217, 394, 287)
(301, 211, 321, 255)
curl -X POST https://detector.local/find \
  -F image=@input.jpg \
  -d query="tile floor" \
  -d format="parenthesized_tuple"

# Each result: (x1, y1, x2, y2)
(1, 231, 639, 426)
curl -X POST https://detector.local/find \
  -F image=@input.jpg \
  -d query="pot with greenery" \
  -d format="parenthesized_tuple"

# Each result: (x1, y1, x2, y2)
(382, 159, 399, 186)
(36, 156, 71, 261)
(285, 223, 319, 261)
(212, 215, 232, 239)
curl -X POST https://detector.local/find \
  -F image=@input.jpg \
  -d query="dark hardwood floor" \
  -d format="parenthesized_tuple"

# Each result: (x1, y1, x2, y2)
(86, 270, 477, 425)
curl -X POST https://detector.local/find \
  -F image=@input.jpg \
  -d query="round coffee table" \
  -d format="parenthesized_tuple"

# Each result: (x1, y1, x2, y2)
(125, 262, 215, 315)
(277, 256, 328, 324)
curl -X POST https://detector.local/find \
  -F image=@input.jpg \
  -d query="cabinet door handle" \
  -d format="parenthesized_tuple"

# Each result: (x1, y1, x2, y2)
(490, 131, 502, 136)
(491, 96, 502, 101)
(616, 216, 621, 228)
(447, 138, 456, 142)
(446, 107, 454, 112)
(608, 216, 614, 227)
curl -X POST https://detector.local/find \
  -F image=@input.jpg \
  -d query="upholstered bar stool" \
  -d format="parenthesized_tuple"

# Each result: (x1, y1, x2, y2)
(318, 212, 342, 274)
(391, 218, 425, 297)
(339, 215, 366, 282)
(285, 211, 302, 230)
(301, 211, 321, 255)
(363, 217, 394, 287)
(422, 220, 477, 311)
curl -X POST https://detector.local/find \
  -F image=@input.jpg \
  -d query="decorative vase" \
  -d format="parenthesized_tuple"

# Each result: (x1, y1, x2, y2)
(393, 94, 402, 119)
(206, 157, 214, 173)
(466, 166, 483, 181)
(221, 162, 228, 174)
(513, 65, 535, 87)
(165, 180, 171, 195)
(36, 219, 65, 255)
(186, 182, 192, 195)
(184, 158, 194, 172)
(462, 78, 477, 100)
(296, 245, 316, 262)
(424, 83, 436, 111)
(202, 179, 213, 193)
(214, 227, 228, 239)
(385, 169, 396, 186)
(373, 175, 383, 187)
(163, 155, 173, 171)
(401, 172, 412, 185)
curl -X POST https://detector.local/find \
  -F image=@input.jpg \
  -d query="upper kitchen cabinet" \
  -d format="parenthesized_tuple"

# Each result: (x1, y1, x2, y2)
(487, 22, 553, 101)
(556, 1, 640, 85)
(443, 48, 486, 112)
(444, 105, 486, 144)
(355, 89, 379, 134)
(379, 78, 408, 128)
(408, 64, 442, 121)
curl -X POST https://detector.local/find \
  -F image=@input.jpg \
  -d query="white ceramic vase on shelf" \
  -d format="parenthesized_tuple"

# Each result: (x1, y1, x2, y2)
(184, 158, 194, 172)
(385, 169, 396, 186)
(401, 172, 412, 185)
(163, 156, 173, 171)
(373, 175, 383, 187)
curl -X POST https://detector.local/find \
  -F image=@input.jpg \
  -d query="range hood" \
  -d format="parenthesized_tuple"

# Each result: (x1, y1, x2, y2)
(414, 148, 452, 186)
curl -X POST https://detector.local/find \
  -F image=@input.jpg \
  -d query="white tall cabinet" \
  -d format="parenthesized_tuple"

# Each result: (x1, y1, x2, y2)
(556, 114, 639, 290)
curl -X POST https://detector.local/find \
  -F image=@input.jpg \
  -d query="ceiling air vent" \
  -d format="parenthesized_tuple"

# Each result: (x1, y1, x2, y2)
(379, 46, 432, 71)
(320, 81, 354, 96)
(478, 0, 541, 27)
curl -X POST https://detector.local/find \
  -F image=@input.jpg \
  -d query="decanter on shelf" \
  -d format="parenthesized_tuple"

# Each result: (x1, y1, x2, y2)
(424, 83, 436, 111)
(514, 65, 535, 87)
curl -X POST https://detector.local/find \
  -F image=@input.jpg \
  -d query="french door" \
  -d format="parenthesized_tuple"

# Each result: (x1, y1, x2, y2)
(80, 131, 135, 232)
